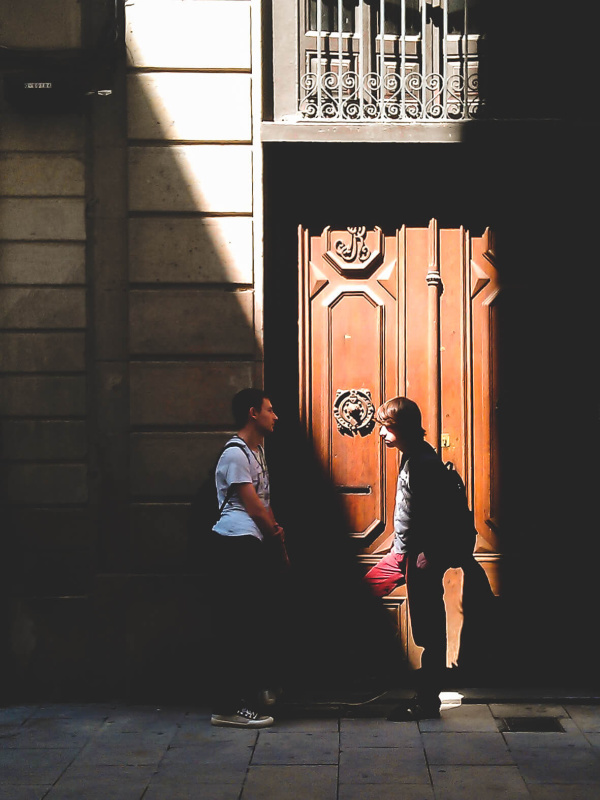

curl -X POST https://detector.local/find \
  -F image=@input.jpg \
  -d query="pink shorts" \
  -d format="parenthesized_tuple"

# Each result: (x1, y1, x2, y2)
(364, 550, 407, 598)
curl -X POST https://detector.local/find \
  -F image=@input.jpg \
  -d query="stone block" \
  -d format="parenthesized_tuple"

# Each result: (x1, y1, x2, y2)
(126, 0, 251, 70)
(0, 332, 85, 372)
(92, 574, 210, 701)
(128, 73, 252, 142)
(130, 361, 253, 426)
(6, 507, 96, 595)
(3, 464, 88, 505)
(0, 287, 86, 328)
(0, 243, 85, 284)
(0, 198, 86, 240)
(130, 432, 230, 497)
(7, 596, 94, 701)
(0, 96, 85, 151)
(129, 289, 255, 356)
(0, 0, 81, 48)
(93, 288, 129, 361)
(129, 503, 190, 572)
(8, 506, 94, 549)
(0, 375, 86, 416)
(129, 217, 253, 284)
(128, 145, 253, 213)
(0, 154, 85, 196)
(1, 420, 87, 460)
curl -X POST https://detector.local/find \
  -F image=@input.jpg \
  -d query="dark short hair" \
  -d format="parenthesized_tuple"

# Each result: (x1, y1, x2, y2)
(232, 388, 269, 429)
(376, 396, 425, 440)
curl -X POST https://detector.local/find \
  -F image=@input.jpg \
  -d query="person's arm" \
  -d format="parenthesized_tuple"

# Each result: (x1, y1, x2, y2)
(409, 457, 446, 568)
(237, 482, 285, 542)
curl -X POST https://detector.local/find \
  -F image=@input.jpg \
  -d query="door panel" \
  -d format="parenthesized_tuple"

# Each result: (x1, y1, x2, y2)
(299, 221, 501, 669)
(300, 226, 400, 552)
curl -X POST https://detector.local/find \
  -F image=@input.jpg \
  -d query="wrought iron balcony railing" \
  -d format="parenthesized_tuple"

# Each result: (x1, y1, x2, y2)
(299, 0, 483, 122)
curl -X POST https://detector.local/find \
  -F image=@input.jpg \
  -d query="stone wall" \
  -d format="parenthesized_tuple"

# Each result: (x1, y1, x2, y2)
(1, 0, 263, 700)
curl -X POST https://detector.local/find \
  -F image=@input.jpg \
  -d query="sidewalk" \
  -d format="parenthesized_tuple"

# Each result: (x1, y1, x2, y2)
(1, 690, 600, 800)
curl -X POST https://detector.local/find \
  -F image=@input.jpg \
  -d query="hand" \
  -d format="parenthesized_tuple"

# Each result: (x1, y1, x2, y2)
(416, 552, 430, 569)
(272, 524, 291, 568)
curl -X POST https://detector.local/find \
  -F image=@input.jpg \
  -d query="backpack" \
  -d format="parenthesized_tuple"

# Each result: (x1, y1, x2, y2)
(439, 461, 477, 566)
(187, 440, 250, 563)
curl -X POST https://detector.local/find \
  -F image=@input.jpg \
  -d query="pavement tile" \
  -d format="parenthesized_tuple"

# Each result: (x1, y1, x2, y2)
(43, 767, 154, 800)
(338, 784, 435, 800)
(102, 707, 186, 734)
(271, 709, 340, 733)
(0, 789, 51, 800)
(509, 747, 600, 784)
(161, 738, 255, 766)
(2, 718, 103, 749)
(418, 704, 498, 732)
(0, 748, 79, 785)
(527, 786, 600, 800)
(75, 741, 170, 767)
(339, 746, 429, 784)
(565, 705, 600, 733)
(252, 730, 338, 765)
(421, 731, 513, 765)
(0, 707, 37, 728)
(430, 765, 530, 799)
(585, 732, 600, 749)
(30, 705, 112, 723)
(144, 784, 242, 800)
(152, 762, 248, 785)
(242, 765, 338, 800)
(154, 740, 253, 784)
(340, 717, 422, 748)
(170, 724, 258, 747)
(489, 703, 569, 719)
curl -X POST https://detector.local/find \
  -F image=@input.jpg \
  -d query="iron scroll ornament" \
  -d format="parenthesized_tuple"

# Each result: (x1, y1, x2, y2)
(334, 389, 376, 437)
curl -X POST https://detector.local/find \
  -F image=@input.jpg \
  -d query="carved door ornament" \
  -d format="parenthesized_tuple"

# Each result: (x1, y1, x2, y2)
(333, 389, 376, 437)
(336, 226, 370, 263)
(323, 226, 384, 277)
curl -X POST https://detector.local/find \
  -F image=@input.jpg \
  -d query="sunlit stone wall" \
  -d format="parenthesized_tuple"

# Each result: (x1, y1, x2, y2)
(0, 0, 263, 699)
(125, 0, 260, 572)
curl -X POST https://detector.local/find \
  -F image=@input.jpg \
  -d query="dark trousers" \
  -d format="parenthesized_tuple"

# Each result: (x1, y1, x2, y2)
(365, 551, 446, 705)
(209, 533, 280, 714)
(365, 551, 494, 705)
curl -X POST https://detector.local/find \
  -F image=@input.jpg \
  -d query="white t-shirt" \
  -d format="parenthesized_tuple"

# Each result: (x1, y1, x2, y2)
(212, 437, 271, 540)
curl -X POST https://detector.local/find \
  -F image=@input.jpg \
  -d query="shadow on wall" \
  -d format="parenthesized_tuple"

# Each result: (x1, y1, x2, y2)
(262, 137, 600, 691)
(89, 48, 403, 702)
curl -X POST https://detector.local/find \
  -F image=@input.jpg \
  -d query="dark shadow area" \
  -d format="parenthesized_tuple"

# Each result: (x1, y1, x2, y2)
(265, 420, 408, 697)
(264, 138, 600, 691)
(481, 0, 600, 124)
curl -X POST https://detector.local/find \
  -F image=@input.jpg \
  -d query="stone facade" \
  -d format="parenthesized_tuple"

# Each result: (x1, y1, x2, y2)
(1, 0, 262, 699)
(1, 0, 599, 700)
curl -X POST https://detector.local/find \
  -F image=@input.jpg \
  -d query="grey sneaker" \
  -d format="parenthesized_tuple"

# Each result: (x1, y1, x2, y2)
(211, 708, 274, 729)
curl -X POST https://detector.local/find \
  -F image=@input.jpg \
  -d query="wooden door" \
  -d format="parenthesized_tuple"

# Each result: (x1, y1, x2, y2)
(299, 221, 501, 668)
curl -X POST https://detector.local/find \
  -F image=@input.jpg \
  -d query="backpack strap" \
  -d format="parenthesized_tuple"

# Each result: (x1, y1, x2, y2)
(215, 440, 251, 521)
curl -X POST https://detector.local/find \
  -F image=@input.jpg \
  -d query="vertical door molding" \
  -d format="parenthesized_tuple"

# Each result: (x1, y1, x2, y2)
(470, 228, 501, 554)
(426, 218, 442, 453)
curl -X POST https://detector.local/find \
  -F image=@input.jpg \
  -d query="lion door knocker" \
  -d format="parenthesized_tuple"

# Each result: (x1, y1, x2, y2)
(333, 389, 376, 437)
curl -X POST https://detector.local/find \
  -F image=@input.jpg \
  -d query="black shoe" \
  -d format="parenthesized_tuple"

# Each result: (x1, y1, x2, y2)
(387, 701, 440, 722)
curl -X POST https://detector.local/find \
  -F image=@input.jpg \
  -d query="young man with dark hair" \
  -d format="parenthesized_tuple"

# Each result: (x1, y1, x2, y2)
(365, 396, 492, 721)
(209, 388, 288, 729)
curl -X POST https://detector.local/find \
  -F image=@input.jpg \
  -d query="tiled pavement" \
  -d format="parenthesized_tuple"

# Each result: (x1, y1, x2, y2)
(1, 691, 600, 800)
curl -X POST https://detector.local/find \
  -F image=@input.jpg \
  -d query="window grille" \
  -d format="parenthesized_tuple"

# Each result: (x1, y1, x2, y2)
(299, 0, 483, 121)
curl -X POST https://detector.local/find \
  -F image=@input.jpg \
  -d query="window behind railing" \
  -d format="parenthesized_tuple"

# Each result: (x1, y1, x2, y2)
(299, 0, 484, 121)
